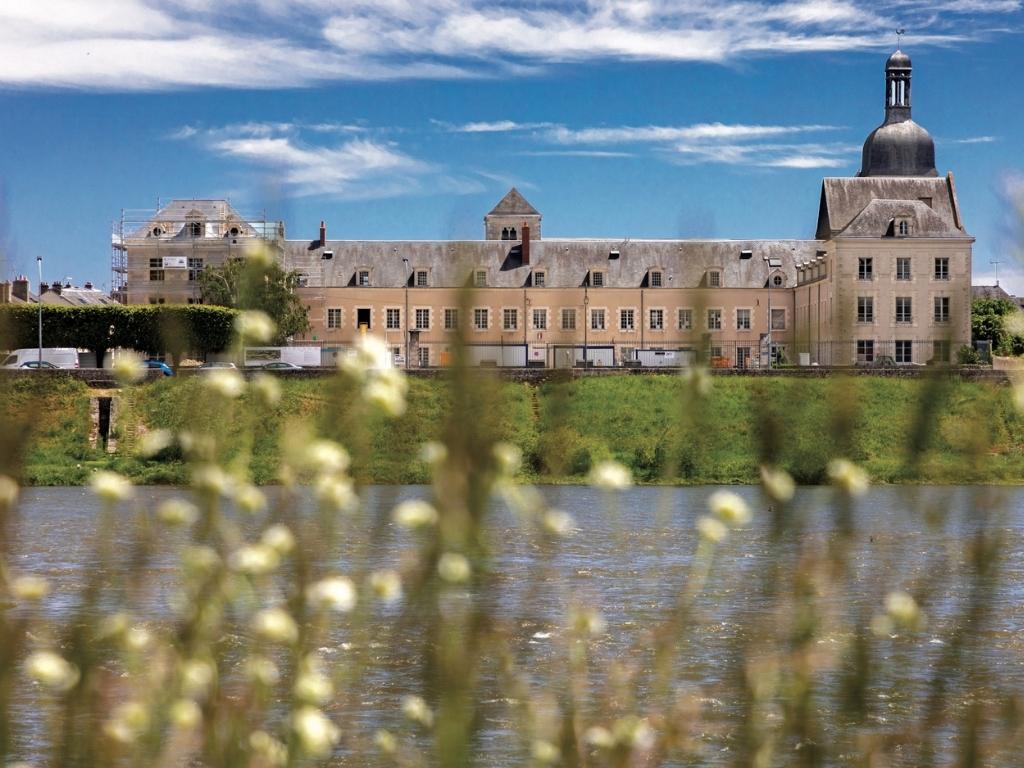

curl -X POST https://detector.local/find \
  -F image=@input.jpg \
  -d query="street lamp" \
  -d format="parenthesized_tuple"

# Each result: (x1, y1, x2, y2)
(402, 257, 410, 370)
(36, 256, 43, 364)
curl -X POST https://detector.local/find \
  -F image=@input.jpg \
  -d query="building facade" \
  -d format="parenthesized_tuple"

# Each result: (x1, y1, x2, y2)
(117, 50, 972, 368)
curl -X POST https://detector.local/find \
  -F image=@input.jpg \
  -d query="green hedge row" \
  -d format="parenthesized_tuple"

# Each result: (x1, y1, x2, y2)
(0, 304, 237, 366)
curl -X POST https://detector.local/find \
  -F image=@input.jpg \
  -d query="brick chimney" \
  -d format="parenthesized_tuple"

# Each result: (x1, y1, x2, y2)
(39, 282, 49, 296)
(521, 222, 531, 266)
(12, 276, 28, 301)
(51, 281, 62, 296)
(84, 281, 94, 290)
(319, 220, 327, 248)
(0, 282, 10, 304)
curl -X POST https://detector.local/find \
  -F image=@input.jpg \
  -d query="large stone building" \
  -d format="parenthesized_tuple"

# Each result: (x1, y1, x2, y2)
(116, 50, 972, 368)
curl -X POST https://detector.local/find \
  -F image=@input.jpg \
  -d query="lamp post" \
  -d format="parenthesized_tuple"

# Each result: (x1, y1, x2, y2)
(402, 257, 410, 370)
(36, 256, 43, 364)
(764, 256, 772, 369)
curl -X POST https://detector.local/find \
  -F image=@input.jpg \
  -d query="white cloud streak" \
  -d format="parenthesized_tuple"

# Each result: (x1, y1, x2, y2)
(0, 0, 1018, 90)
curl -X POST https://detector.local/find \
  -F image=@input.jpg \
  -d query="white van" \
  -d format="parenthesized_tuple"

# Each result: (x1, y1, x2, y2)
(0, 348, 80, 369)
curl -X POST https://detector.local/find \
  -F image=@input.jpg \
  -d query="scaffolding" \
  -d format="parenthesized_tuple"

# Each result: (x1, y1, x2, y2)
(111, 199, 284, 304)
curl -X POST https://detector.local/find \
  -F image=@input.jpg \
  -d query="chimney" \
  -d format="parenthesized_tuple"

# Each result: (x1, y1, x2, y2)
(319, 220, 327, 248)
(521, 222, 530, 266)
(84, 281, 94, 290)
(0, 282, 10, 304)
(51, 281, 62, 295)
(12, 276, 29, 302)
(39, 282, 49, 296)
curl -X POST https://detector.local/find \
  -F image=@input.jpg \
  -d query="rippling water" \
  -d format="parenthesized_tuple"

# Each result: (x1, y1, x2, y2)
(8, 485, 1024, 765)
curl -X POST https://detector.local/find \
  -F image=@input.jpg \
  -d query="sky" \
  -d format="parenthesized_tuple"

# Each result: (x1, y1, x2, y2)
(1, 0, 1023, 293)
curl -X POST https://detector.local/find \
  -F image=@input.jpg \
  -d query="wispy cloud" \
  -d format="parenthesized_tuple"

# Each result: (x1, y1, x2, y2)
(0, 0, 1018, 90)
(519, 150, 636, 158)
(946, 135, 998, 144)
(547, 123, 840, 145)
(441, 120, 555, 133)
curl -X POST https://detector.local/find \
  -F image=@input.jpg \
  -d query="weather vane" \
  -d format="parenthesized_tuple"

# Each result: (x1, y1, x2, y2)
(896, 28, 905, 48)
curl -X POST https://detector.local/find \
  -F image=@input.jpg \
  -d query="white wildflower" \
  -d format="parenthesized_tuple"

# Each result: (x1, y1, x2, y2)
(681, 365, 712, 396)
(827, 458, 869, 496)
(229, 544, 280, 576)
(419, 441, 447, 466)
(696, 515, 728, 543)
(760, 465, 795, 502)
(123, 626, 151, 652)
(364, 378, 407, 417)
(235, 310, 276, 344)
(306, 576, 357, 613)
(588, 460, 633, 490)
(261, 524, 295, 555)
(249, 731, 288, 766)
(104, 701, 150, 744)
(192, 464, 231, 496)
(181, 546, 221, 578)
(169, 699, 201, 729)
(203, 368, 245, 399)
(292, 706, 340, 758)
(253, 607, 298, 645)
(90, 471, 133, 503)
(138, 428, 174, 458)
(294, 657, 333, 704)
(157, 498, 198, 527)
(401, 695, 434, 727)
(252, 372, 282, 406)
(235, 484, 266, 514)
(437, 552, 471, 584)
(368, 570, 403, 604)
(315, 475, 357, 512)
(532, 740, 560, 764)
(11, 575, 51, 601)
(180, 658, 216, 699)
(392, 499, 438, 529)
(885, 590, 923, 627)
(585, 726, 616, 749)
(245, 656, 280, 687)
(112, 355, 146, 385)
(25, 651, 79, 691)
(493, 442, 522, 475)
(374, 729, 397, 754)
(542, 509, 574, 537)
(708, 490, 751, 526)
(306, 439, 350, 475)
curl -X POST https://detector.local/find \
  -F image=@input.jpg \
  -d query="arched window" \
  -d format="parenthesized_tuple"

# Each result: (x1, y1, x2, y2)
(189, 221, 203, 237)
(501, 227, 509, 240)
(509, 227, 517, 240)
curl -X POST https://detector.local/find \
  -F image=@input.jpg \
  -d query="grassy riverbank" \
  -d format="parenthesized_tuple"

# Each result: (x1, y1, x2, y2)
(6, 373, 1024, 485)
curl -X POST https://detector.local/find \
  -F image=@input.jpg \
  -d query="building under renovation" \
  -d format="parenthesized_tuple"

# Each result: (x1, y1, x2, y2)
(115, 50, 972, 368)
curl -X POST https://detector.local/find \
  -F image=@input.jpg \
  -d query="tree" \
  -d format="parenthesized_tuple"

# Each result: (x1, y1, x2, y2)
(198, 257, 310, 344)
(971, 298, 1024, 356)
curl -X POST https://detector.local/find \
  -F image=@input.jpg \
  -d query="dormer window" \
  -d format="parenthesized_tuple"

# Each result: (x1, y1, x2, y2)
(772, 275, 784, 288)
(474, 270, 487, 287)
(415, 270, 428, 287)
(152, 226, 163, 237)
(708, 271, 721, 287)
(322, 250, 334, 260)
(591, 270, 605, 288)
(357, 270, 371, 287)
(188, 221, 204, 237)
(533, 270, 546, 287)
(898, 219, 910, 236)
(650, 270, 663, 288)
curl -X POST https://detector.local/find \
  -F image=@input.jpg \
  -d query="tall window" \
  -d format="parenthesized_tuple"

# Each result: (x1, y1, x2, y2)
(473, 308, 488, 330)
(561, 308, 576, 330)
(896, 257, 911, 281)
(619, 309, 635, 331)
(503, 308, 518, 331)
(736, 308, 751, 330)
(327, 308, 341, 329)
(386, 308, 401, 329)
(934, 257, 950, 280)
(188, 221, 203, 237)
(415, 308, 430, 330)
(357, 270, 370, 287)
(897, 220, 910, 236)
(650, 270, 663, 287)
(934, 296, 950, 322)
(532, 308, 547, 330)
(771, 308, 786, 330)
(707, 309, 722, 330)
(415, 270, 428, 287)
(933, 340, 951, 362)
(896, 297, 912, 323)
(591, 271, 605, 288)
(649, 309, 664, 330)
(474, 270, 487, 287)
(678, 309, 693, 330)
(895, 340, 912, 363)
(444, 308, 459, 330)
(858, 258, 873, 281)
(708, 271, 721, 287)
(591, 309, 606, 331)
(856, 339, 875, 363)
(857, 296, 874, 323)
(533, 271, 546, 287)
(149, 257, 164, 282)
(188, 257, 203, 282)
(417, 347, 430, 367)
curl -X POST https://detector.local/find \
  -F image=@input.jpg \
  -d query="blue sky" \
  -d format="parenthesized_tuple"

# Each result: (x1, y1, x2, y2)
(1, 0, 1022, 292)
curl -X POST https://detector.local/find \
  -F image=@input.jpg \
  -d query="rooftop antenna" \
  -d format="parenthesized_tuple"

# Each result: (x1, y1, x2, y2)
(896, 28, 905, 48)
(990, 259, 1003, 286)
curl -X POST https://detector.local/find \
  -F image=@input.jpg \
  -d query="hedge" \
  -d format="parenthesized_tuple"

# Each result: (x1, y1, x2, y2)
(0, 304, 237, 366)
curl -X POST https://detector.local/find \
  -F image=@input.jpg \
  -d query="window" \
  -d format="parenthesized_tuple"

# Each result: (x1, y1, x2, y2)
(149, 257, 164, 282)
(533, 271, 546, 287)
(386, 308, 401, 329)
(895, 297, 912, 323)
(895, 340, 912, 364)
(897, 257, 911, 281)
(187, 257, 204, 282)
(188, 221, 203, 237)
(474, 270, 487, 287)
(736, 309, 751, 330)
(296, 273, 309, 288)
(649, 309, 664, 330)
(474, 308, 489, 330)
(591, 309, 606, 331)
(619, 309, 635, 331)
(934, 258, 950, 281)
(772, 275, 783, 288)
(897, 220, 910, 236)
(933, 340, 951, 362)
(737, 347, 751, 369)
(417, 347, 430, 368)
(357, 270, 370, 287)
(415, 308, 430, 330)
(503, 308, 518, 331)
(858, 258, 873, 281)
(650, 270, 663, 287)
(708, 271, 721, 287)
(934, 296, 950, 323)
(710, 346, 723, 360)
(707, 309, 722, 330)
(591, 270, 604, 288)
(327, 308, 342, 329)
(444, 308, 459, 330)
(532, 308, 547, 330)
(771, 308, 786, 331)
(857, 340, 875, 363)
(415, 270, 428, 287)
(857, 296, 874, 323)
(561, 308, 576, 330)
(356, 308, 371, 330)
(678, 309, 693, 330)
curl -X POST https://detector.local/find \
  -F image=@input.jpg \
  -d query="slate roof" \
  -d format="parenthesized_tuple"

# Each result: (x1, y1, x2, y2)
(284, 238, 814, 290)
(127, 199, 260, 239)
(486, 188, 540, 217)
(816, 176, 968, 239)
(841, 199, 962, 238)
(971, 284, 1014, 302)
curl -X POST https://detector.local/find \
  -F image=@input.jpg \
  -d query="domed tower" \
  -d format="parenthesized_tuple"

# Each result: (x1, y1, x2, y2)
(858, 50, 938, 177)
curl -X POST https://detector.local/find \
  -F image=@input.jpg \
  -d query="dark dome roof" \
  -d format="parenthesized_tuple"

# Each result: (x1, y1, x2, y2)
(860, 119, 937, 177)
(886, 49, 911, 70)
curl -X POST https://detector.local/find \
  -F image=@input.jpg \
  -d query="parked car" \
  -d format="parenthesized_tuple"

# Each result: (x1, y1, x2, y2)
(261, 361, 302, 370)
(1, 348, 79, 369)
(145, 359, 174, 376)
(16, 360, 60, 369)
(198, 361, 237, 371)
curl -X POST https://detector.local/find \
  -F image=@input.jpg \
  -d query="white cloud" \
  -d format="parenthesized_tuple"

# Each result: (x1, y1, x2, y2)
(0, 0, 1017, 90)
(444, 120, 555, 133)
(947, 135, 998, 144)
(547, 122, 839, 144)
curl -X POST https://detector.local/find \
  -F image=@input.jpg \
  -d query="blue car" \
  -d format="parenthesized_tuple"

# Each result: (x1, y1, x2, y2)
(145, 359, 174, 376)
